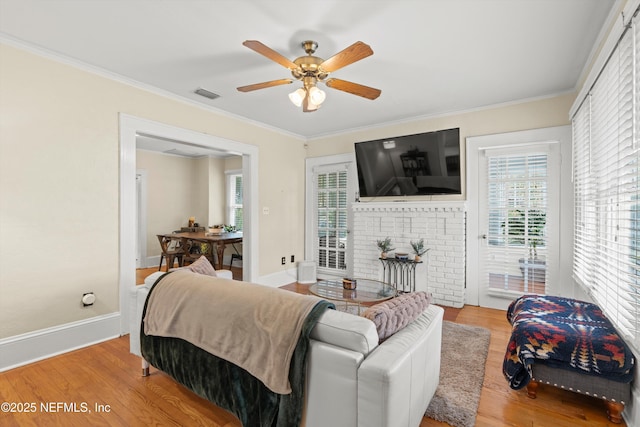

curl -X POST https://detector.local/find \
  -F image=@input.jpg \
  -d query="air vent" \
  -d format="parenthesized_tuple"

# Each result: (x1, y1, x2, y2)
(194, 88, 220, 100)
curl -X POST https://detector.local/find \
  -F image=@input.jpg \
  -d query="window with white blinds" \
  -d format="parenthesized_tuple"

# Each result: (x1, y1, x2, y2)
(486, 151, 549, 294)
(226, 172, 243, 231)
(315, 168, 348, 271)
(572, 15, 640, 350)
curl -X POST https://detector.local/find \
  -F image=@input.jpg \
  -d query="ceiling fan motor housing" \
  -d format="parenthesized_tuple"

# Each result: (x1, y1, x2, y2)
(292, 54, 328, 80)
(302, 40, 318, 54)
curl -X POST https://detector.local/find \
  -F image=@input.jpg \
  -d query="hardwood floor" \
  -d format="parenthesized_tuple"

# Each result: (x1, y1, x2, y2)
(0, 274, 625, 426)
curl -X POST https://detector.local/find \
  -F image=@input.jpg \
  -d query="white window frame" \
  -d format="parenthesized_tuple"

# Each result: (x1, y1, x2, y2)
(571, 3, 640, 352)
(225, 169, 243, 230)
(484, 148, 552, 294)
(466, 126, 569, 309)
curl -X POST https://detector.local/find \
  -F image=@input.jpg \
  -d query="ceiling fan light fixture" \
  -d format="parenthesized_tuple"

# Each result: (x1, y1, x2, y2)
(308, 86, 326, 105)
(288, 88, 306, 107)
(238, 39, 380, 111)
(303, 97, 320, 112)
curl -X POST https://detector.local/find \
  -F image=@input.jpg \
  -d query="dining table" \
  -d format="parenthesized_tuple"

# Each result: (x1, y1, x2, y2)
(160, 231, 243, 270)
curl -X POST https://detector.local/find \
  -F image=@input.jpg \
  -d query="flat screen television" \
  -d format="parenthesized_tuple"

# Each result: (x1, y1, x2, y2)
(354, 127, 461, 197)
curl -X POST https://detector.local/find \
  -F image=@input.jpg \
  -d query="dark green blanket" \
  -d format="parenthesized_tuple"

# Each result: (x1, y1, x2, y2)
(140, 272, 334, 427)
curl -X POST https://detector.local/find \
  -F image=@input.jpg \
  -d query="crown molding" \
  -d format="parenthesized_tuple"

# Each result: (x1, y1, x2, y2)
(0, 32, 585, 144)
(0, 33, 306, 141)
(306, 89, 576, 142)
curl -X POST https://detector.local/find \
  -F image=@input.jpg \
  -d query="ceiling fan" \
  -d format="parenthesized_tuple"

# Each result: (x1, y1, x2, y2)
(237, 40, 381, 112)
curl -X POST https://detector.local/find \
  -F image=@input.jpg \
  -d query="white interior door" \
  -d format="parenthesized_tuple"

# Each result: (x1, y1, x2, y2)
(467, 127, 566, 310)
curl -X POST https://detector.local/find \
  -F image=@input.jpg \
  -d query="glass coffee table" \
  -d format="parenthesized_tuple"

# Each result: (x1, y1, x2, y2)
(309, 278, 397, 314)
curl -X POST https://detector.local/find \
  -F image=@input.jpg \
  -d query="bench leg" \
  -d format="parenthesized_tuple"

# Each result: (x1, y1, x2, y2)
(526, 381, 539, 398)
(141, 359, 149, 377)
(525, 376, 624, 423)
(605, 401, 624, 424)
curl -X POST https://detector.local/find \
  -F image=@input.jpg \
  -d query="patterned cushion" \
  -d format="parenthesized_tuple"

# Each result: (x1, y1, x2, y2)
(362, 291, 431, 342)
(186, 255, 217, 277)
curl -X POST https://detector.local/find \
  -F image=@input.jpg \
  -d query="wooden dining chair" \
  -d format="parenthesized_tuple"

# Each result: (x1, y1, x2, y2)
(180, 237, 216, 268)
(157, 234, 186, 272)
(228, 243, 243, 268)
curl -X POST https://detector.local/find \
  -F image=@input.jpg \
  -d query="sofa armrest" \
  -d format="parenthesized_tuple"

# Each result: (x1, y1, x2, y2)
(310, 309, 379, 356)
(215, 269, 233, 279)
(129, 286, 149, 357)
(144, 271, 166, 287)
(303, 340, 364, 427)
(357, 304, 444, 427)
(130, 272, 166, 356)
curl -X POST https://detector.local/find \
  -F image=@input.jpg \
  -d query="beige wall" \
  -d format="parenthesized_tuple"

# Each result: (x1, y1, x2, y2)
(0, 41, 576, 340)
(0, 43, 306, 338)
(192, 156, 211, 228)
(225, 156, 243, 171)
(207, 156, 227, 226)
(136, 150, 229, 259)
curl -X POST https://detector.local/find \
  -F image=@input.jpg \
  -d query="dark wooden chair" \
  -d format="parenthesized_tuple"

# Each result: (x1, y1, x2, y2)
(228, 243, 242, 268)
(180, 237, 216, 268)
(157, 234, 185, 272)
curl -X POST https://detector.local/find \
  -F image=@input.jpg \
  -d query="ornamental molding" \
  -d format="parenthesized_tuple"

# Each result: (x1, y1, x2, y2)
(352, 201, 466, 213)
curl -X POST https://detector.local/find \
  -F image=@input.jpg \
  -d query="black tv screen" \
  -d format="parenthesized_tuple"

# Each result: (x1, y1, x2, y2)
(354, 128, 461, 197)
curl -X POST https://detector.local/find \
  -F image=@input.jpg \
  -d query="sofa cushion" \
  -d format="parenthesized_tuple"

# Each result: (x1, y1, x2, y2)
(362, 291, 432, 342)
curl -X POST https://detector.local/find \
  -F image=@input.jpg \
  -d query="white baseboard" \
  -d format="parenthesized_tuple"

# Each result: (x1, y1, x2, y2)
(145, 255, 161, 268)
(255, 267, 298, 288)
(0, 313, 121, 372)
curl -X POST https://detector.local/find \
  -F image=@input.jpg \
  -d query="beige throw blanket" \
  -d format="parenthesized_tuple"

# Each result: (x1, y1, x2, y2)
(143, 270, 323, 394)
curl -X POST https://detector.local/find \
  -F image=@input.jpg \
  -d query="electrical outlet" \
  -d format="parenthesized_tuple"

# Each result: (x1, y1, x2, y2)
(291, 255, 295, 263)
(82, 292, 96, 307)
(281, 256, 286, 265)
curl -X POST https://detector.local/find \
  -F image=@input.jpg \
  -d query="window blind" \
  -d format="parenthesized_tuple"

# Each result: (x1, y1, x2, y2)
(486, 151, 549, 294)
(315, 167, 348, 271)
(572, 14, 640, 350)
(227, 173, 243, 231)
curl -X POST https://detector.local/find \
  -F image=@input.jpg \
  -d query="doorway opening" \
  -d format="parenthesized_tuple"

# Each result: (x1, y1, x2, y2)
(119, 114, 259, 334)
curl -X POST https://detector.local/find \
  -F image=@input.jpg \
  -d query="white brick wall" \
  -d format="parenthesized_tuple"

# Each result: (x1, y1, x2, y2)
(352, 201, 466, 307)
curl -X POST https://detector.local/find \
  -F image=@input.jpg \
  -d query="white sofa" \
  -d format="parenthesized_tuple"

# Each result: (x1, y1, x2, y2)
(130, 272, 443, 427)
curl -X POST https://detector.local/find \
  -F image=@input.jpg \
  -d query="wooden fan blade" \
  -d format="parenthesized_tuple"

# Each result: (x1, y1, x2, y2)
(236, 79, 293, 92)
(242, 40, 298, 70)
(325, 78, 381, 100)
(320, 41, 373, 73)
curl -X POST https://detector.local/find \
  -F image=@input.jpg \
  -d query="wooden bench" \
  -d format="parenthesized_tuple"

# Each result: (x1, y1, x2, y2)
(504, 295, 634, 424)
(526, 362, 630, 423)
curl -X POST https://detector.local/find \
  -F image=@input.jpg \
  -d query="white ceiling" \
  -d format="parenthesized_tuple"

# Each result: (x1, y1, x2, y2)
(0, 0, 617, 139)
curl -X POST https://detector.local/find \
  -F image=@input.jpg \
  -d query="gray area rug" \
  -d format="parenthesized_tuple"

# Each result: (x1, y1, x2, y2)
(424, 321, 491, 427)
